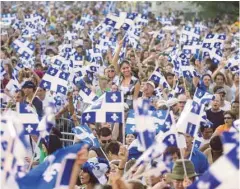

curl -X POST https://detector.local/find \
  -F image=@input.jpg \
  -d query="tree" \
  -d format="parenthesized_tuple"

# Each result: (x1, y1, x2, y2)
(192, 1, 239, 19)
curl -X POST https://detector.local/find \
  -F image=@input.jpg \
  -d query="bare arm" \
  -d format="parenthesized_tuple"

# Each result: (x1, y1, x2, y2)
(133, 81, 141, 100)
(111, 39, 124, 74)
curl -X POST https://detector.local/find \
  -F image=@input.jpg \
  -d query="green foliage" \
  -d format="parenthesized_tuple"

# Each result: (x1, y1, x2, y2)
(193, 1, 239, 19)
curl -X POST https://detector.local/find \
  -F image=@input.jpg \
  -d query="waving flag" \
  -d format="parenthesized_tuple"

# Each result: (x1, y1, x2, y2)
(16, 103, 40, 135)
(176, 100, 205, 137)
(64, 31, 78, 41)
(1, 13, 16, 24)
(134, 99, 155, 150)
(193, 87, 215, 105)
(202, 33, 226, 49)
(17, 142, 88, 189)
(126, 110, 136, 135)
(39, 67, 70, 95)
(11, 38, 35, 59)
(82, 92, 124, 124)
(79, 86, 98, 104)
(149, 68, 171, 89)
(188, 131, 239, 189)
(224, 54, 240, 74)
(181, 26, 200, 42)
(37, 106, 55, 144)
(72, 124, 100, 148)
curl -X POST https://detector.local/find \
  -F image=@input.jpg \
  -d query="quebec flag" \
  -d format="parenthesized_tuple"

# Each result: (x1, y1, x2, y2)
(193, 87, 215, 106)
(79, 86, 98, 104)
(11, 38, 35, 59)
(39, 67, 70, 95)
(126, 110, 136, 135)
(81, 92, 124, 124)
(17, 142, 88, 189)
(72, 124, 100, 148)
(16, 103, 40, 135)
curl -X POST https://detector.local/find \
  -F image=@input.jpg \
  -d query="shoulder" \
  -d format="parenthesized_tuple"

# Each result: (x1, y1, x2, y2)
(194, 148, 208, 159)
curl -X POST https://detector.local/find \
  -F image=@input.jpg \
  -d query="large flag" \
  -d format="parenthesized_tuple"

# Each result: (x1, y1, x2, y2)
(188, 131, 239, 189)
(17, 142, 88, 189)
(16, 103, 40, 135)
(39, 67, 70, 95)
(176, 100, 205, 137)
(125, 109, 136, 135)
(81, 92, 124, 124)
(72, 124, 100, 148)
(149, 68, 171, 89)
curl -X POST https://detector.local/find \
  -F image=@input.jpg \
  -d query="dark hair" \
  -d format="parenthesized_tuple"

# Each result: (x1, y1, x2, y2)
(163, 146, 180, 158)
(48, 134, 62, 154)
(81, 169, 99, 184)
(214, 72, 225, 82)
(15, 89, 25, 97)
(98, 127, 112, 137)
(105, 141, 120, 155)
(200, 126, 213, 133)
(231, 100, 239, 105)
(119, 59, 131, 69)
(223, 111, 236, 120)
(213, 86, 224, 94)
(165, 72, 175, 78)
(205, 58, 218, 73)
(210, 135, 223, 151)
(201, 73, 212, 80)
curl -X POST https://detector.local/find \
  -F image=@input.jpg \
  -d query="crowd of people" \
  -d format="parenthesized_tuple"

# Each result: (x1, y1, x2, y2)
(1, 1, 239, 189)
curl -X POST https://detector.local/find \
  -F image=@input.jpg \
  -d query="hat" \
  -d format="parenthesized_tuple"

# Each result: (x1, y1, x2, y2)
(166, 98, 179, 107)
(82, 157, 110, 184)
(22, 81, 36, 89)
(146, 81, 155, 89)
(215, 88, 226, 94)
(169, 159, 198, 180)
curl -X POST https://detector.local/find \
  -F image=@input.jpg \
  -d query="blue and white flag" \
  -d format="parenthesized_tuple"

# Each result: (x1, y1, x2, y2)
(1, 13, 16, 24)
(79, 86, 98, 104)
(193, 87, 215, 106)
(82, 92, 124, 124)
(181, 26, 200, 42)
(72, 124, 100, 148)
(156, 16, 172, 25)
(202, 33, 226, 49)
(225, 54, 240, 74)
(11, 38, 35, 59)
(17, 142, 87, 189)
(39, 67, 70, 95)
(64, 31, 78, 41)
(176, 100, 205, 137)
(134, 99, 155, 150)
(16, 103, 40, 135)
(149, 68, 171, 89)
(188, 132, 239, 189)
(126, 110, 136, 135)
(37, 106, 55, 144)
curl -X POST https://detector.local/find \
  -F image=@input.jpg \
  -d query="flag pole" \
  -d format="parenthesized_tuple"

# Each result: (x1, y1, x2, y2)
(27, 136, 41, 171)
(170, 111, 188, 178)
(30, 87, 39, 104)
(189, 139, 195, 160)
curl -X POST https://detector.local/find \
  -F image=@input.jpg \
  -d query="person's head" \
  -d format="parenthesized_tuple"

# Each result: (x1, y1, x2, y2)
(233, 72, 239, 83)
(107, 65, 116, 79)
(214, 72, 225, 86)
(111, 83, 118, 92)
(36, 87, 46, 100)
(213, 86, 226, 102)
(14, 89, 25, 103)
(99, 76, 109, 90)
(166, 63, 174, 73)
(80, 157, 110, 185)
(22, 80, 36, 97)
(126, 134, 136, 146)
(145, 173, 162, 187)
(163, 146, 180, 162)
(48, 134, 62, 155)
(126, 179, 146, 189)
(143, 81, 155, 97)
(211, 94, 221, 111)
(209, 135, 223, 155)
(223, 111, 236, 127)
(184, 133, 194, 151)
(202, 74, 212, 88)
(200, 127, 213, 140)
(105, 141, 120, 161)
(35, 63, 43, 71)
(231, 101, 239, 117)
(177, 94, 187, 112)
(98, 127, 112, 147)
(120, 60, 131, 78)
(165, 72, 175, 87)
(167, 98, 179, 114)
(169, 160, 198, 189)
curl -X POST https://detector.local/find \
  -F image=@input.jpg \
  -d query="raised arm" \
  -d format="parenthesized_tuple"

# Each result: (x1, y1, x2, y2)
(111, 39, 124, 74)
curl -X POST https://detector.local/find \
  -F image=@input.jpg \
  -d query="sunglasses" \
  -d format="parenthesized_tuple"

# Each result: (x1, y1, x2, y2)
(224, 117, 232, 120)
(108, 70, 115, 73)
(101, 139, 111, 144)
(179, 101, 186, 104)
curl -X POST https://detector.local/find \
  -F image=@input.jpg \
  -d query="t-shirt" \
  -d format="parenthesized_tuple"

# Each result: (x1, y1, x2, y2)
(215, 124, 231, 135)
(206, 109, 225, 131)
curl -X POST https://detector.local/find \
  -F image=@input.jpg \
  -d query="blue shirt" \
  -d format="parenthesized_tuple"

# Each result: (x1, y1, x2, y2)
(188, 147, 209, 175)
